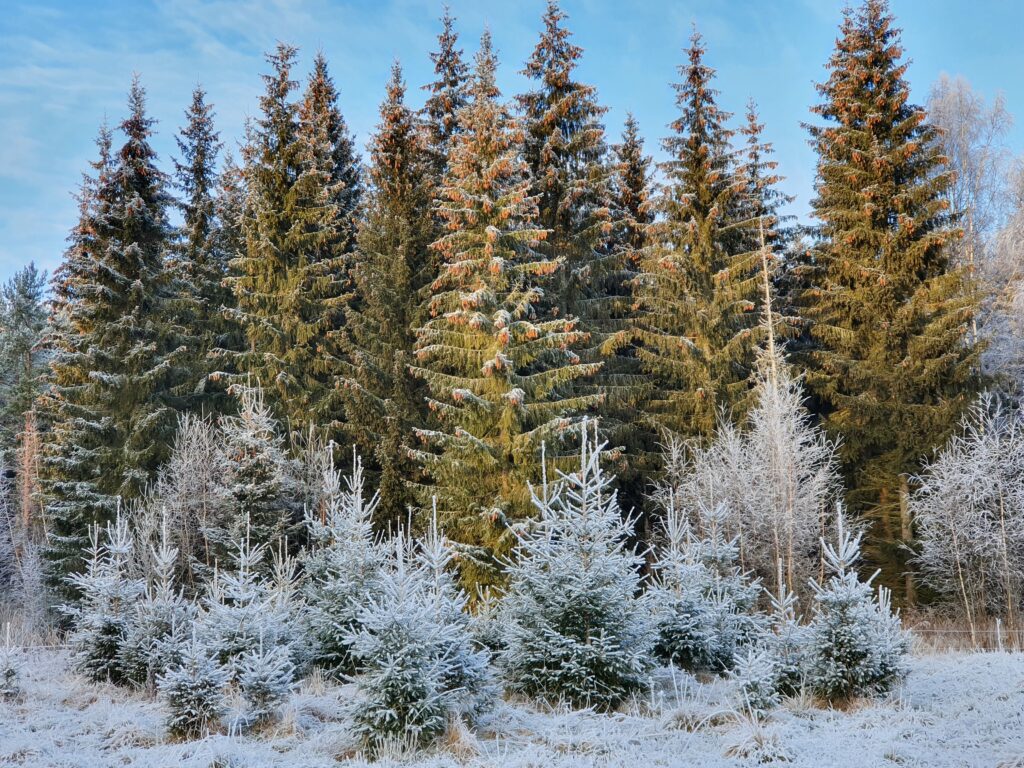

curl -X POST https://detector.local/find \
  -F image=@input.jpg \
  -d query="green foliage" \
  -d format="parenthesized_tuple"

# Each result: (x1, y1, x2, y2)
(626, 31, 761, 441)
(411, 33, 599, 592)
(229, 45, 360, 440)
(170, 86, 240, 417)
(341, 64, 436, 528)
(0, 263, 49, 450)
(41, 80, 178, 592)
(799, 0, 981, 546)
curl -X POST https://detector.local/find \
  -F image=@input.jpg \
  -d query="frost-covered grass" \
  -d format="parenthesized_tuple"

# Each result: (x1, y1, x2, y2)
(2, 650, 1021, 767)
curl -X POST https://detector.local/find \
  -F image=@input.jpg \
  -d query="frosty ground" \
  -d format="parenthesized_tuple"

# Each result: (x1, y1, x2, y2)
(1, 649, 1020, 768)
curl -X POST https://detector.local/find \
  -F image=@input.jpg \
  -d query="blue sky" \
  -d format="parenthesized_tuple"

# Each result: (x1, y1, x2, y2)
(1, 0, 1021, 282)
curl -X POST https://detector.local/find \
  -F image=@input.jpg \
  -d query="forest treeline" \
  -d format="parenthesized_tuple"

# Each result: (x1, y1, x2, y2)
(1, 0, 1022, 622)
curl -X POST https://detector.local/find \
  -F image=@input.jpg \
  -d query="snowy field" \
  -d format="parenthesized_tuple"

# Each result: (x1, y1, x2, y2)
(1, 649, 1021, 768)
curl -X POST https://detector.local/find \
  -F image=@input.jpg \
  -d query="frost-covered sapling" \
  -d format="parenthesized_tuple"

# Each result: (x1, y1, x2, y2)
(345, 535, 448, 752)
(500, 426, 654, 710)
(732, 647, 781, 716)
(0, 623, 21, 700)
(236, 636, 296, 728)
(302, 448, 384, 676)
(417, 511, 496, 723)
(345, 522, 492, 754)
(158, 631, 230, 740)
(762, 561, 807, 697)
(64, 514, 145, 685)
(199, 528, 301, 683)
(649, 501, 762, 673)
(120, 513, 196, 688)
(805, 510, 909, 701)
(215, 383, 298, 567)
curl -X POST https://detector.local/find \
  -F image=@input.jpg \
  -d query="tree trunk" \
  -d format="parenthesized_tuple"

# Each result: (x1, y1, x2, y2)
(899, 474, 916, 606)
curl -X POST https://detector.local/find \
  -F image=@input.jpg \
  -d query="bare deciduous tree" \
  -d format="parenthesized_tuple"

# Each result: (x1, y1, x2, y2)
(911, 393, 1024, 640)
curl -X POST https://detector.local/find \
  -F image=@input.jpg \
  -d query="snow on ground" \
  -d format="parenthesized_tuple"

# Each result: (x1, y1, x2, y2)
(1, 650, 1022, 768)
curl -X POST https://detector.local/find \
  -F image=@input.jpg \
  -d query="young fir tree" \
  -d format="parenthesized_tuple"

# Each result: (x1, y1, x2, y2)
(411, 32, 600, 592)
(625, 31, 761, 440)
(170, 86, 238, 416)
(341, 64, 435, 527)
(302, 448, 384, 677)
(499, 425, 654, 709)
(229, 45, 356, 440)
(800, 0, 980, 595)
(42, 81, 178, 592)
(421, 8, 469, 193)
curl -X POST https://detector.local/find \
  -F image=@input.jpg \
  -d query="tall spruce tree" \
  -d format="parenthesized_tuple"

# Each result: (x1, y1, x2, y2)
(41, 80, 177, 592)
(738, 99, 797, 344)
(800, 0, 980, 595)
(518, 0, 611, 325)
(229, 45, 357, 441)
(171, 86, 238, 415)
(341, 63, 435, 529)
(625, 31, 760, 440)
(411, 32, 600, 591)
(421, 8, 469, 191)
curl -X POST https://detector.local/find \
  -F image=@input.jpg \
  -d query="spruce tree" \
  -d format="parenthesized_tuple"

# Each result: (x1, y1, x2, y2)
(170, 86, 239, 416)
(411, 32, 600, 591)
(800, 0, 980, 592)
(0, 264, 49, 453)
(608, 114, 653, 259)
(518, 0, 611, 325)
(602, 114, 657, 504)
(341, 64, 435, 527)
(421, 8, 469, 191)
(42, 80, 178, 592)
(229, 45, 357, 440)
(626, 31, 761, 440)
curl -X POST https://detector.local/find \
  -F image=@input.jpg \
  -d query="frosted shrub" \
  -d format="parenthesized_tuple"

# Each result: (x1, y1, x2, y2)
(805, 511, 909, 701)
(656, 344, 840, 600)
(158, 632, 230, 739)
(0, 623, 21, 700)
(650, 501, 762, 673)
(302, 448, 384, 676)
(120, 514, 196, 687)
(236, 638, 296, 727)
(346, 525, 492, 754)
(911, 393, 1024, 636)
(732, 647, 781, 716)
(64, 514, 145, 685)
(500, 426, 654, 710)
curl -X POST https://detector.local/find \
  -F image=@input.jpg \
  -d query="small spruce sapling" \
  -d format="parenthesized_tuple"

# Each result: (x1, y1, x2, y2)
(64, 513, 145, 684)
(158, 630, 230, 739)
(236, 634, 296, 728)
(120, 512, 196, 688)
(302, 447, 383, 676)
(500, 425, 655, 710)
(346, 533, 450, 753)
(805, 509, 909, 701)
(345, 518, 492, 754)
(0, 623, 21, 700)
(199, 526, 300, 683)
(650, 501, 762, 672)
